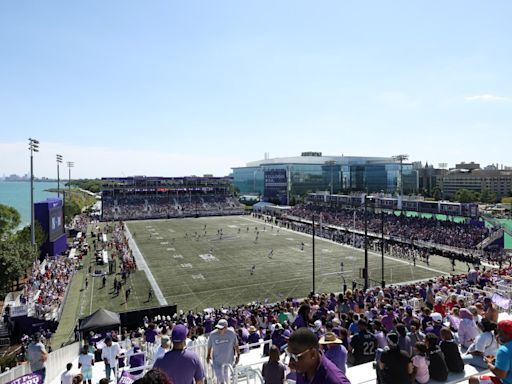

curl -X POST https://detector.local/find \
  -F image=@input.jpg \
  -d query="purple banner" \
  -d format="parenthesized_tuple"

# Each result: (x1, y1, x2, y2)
(118, 371, 135, 384)
(7, 372, 43, 384)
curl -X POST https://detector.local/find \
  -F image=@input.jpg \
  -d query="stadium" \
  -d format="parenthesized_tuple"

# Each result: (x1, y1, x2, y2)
(3, 173, 512, 384)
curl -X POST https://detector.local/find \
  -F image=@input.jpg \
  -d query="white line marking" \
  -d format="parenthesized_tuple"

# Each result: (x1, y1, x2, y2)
(124, 224, 168, 306)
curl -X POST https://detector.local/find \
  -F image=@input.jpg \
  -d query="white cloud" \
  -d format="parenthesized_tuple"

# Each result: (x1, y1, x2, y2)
(0, 141, 243, 179)
(464, 94, 511, 102)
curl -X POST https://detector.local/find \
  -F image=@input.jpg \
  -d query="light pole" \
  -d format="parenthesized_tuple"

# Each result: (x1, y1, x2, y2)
(28, 138, 39, 248)
(312, 214, 316, 294)
(56, 154, 63, 198)
(67, 161, 74, 193)
(364, 195, 369, 290)
(66, 162, 74, 219)
(380, 208, 385, 288)
(393, 154, 409, 197)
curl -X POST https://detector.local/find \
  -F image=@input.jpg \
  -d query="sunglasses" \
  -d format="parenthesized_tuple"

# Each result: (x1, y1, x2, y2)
(286, 348, 311, 363)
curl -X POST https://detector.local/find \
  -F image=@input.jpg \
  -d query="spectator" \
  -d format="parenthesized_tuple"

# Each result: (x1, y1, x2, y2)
(469, 319, 512, 384)
(153, 335, 171, 362)
(459, 308, 481, 349)
(206, 319, 240, 384)
(349, 319, 377, 366)
(61, 363, 76, 384)
(378, 332, 412, 384)
(425, 333, 448, 382)
(411, 342, 429, 384)
(133, 368, 173, 384)
(464, 318, 499, 369)
(286, 328, 350, 384)
(153, 324, 204, 384)
(261, 345, 286, 384)
(27, 332, 48, 383)
(319, 332, 348, 374)
(439, 327, 464, 373)
(78, 345, 95, 384)
(396, 324, 412, 357)
(101, 336, 120, 382)
(72, 374, 83, 384)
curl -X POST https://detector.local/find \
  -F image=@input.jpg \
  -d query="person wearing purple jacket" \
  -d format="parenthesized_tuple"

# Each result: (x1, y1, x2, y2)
(320, 332, 348, 374)
(287, 328, 351, 384)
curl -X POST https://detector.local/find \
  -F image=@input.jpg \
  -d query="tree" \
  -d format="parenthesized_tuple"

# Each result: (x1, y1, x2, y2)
(0, 238, 36, 294)
(432, 187, 442, 201)
(454, 188, 479, 203)
(64, 198, 82, 224)
(0, 204, 21, 238)
(16, 221, 48, 250)
(480, 188, 497, 204)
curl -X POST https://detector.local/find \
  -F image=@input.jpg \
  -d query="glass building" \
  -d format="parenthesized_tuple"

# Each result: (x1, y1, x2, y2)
(232, 152, 418, 201)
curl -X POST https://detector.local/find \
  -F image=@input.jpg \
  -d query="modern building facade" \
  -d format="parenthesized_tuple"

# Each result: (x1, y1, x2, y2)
(442, 164, 512, 200)
(232, 152, 419, 202)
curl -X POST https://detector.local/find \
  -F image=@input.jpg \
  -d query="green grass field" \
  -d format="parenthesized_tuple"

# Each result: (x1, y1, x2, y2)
(125, 215, 470, 311)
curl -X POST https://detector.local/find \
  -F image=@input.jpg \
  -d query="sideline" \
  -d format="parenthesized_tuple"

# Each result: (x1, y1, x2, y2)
(124, 223, 168, 306)
(240, 216, 451, 276)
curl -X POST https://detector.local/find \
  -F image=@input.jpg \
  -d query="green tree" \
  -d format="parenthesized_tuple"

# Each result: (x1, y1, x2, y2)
(16, 221, 48, 250)
(480, 188, 497, 204)
(0, 204, 21, 238)
(454, 188, 479, 203)
(0, 238, 36, 294)
(432, 187, 442, 201)
(64, 198, 82, 224)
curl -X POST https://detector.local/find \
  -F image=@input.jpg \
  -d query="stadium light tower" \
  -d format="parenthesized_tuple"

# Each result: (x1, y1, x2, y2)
(28, 138, 39, 248)
(67, 161, 74, 196)
(393, 154, 409, 197)
(56, 154, 63, 198)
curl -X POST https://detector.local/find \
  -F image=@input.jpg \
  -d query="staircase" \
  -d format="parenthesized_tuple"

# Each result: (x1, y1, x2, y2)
(477, 228, 505, 250)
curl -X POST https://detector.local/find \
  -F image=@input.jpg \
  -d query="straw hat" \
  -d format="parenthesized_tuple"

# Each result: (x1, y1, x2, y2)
(319, 332, 342, 345)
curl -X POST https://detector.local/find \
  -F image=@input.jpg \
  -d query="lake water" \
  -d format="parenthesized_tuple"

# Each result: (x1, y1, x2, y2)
(0, 181, 60, 227)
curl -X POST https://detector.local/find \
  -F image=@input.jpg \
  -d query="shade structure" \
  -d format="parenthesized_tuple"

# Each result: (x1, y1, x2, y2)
(79, 308, 121, 333)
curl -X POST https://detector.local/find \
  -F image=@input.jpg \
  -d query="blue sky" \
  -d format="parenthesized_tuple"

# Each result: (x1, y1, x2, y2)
(0, 1, 511, 178)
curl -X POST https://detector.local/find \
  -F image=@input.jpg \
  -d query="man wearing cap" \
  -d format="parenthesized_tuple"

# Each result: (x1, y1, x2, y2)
(27, 332, 48, 382)
(287, 328, 350, 384)
(206, 319, 240, 384)
(101, 336, 120, 382)
(470, 319, 512, 384)
(319, 332, 347, 374)
(153, 324, 204, 384)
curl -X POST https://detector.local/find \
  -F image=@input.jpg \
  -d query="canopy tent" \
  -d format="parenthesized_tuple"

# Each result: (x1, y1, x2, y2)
(79, 308, 121, 333)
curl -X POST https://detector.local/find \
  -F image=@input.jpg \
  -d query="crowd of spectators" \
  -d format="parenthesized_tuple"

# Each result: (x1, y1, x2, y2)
(74, 263, 512, 384)
(21, 256, 78, 321)
(101, 195, 244, 221)
(287, 204, 492, 250)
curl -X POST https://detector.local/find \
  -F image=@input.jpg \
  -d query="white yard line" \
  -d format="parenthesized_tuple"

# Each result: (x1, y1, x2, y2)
(124, 223, 168, 306)
(89, 275, 95, 315)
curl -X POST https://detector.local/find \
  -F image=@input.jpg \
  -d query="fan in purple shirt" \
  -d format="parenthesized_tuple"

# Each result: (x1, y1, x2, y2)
(287, 328, 350, 384)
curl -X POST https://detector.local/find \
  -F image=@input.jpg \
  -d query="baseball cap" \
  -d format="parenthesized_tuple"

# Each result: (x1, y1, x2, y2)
(498, 320, 512, 339)
(171, 324, 188, 342)
(215, 319, 228, 329)
(431, 313, 443, 323)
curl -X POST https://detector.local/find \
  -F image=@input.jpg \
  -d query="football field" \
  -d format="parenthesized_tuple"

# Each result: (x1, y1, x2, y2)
(126, 215, 469, 311)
